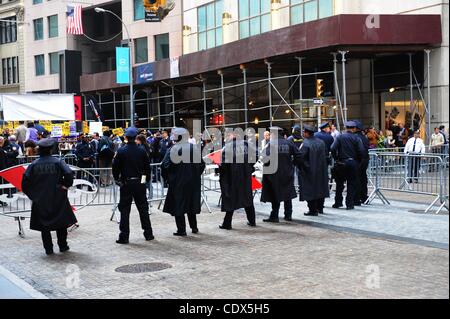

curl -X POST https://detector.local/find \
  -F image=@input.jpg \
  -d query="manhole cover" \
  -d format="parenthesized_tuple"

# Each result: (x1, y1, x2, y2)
(115, 262, 172, 273)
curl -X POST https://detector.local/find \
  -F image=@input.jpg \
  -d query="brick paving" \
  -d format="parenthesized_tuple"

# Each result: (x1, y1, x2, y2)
(0, 202, 448, 299)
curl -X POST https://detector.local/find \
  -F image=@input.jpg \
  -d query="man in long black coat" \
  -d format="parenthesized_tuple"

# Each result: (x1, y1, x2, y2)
(218, 130, 257, 230)
(162, 127, 205, 236)
(354, 121, 370, 205)
(260, 127, 299, 223)
(298, 125, 330, 216)
(22, 138, 76, 255)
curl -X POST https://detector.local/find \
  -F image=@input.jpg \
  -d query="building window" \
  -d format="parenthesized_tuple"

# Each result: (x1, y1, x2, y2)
(0, 16, 17, 45)
(291, 0, 334, 25)
(238, 0, 271, 39)
(48, 15, 58, 38)
(49, 52, 59, 74)
(35, 54, 45, 76)
(197, 0, 223, 50)
(33, 18, 44, 40)
(134, 0, 145, 20)
(1, 56, 19, 85)
(155, 33, 169, 61)
(33, 0, 43, 4)
(134, 37, 148, 64)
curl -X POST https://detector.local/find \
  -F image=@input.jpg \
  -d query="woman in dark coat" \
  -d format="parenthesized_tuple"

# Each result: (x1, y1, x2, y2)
(218, 131, 257, 230)
(22, 138, 76, 255)
(162, 128, 205, 236)
(297, 125, 330, 216)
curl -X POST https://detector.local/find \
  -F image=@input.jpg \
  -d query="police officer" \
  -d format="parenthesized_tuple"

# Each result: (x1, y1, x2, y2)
(314, 122, 334, 159)
(330, 121, 365, 210)
(261, 127, 299, 222)
(286, 125, 304, 217)
(112, 127, 154, 244)
(353, 121, 370, 205)
(22, 138, 76, 255)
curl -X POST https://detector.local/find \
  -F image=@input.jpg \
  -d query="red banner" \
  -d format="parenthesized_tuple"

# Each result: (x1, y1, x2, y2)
(74, 95, 82, 121)
(0, 165, 27, 192)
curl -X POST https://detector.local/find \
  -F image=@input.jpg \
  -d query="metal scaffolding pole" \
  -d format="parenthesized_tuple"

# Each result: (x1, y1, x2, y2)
(339, 51, 348, 122)
(296, 57, 304, 131)
(332, 53, 343, 131)
(266, 61, 273, 126)
(242, 66, 248, 129)
(157, 86, 162, 130)
(112, 90, 117, 129)
(371, 59, 376, 127)
(202, 79, 207, 131)
(425, 49, 432, 141)
(146, 89, 150, 129)
(171, 86, 176, 127)
(409, 53, 414, 131)
(218, 70, 226, 128)
(82, 94, 87, 121)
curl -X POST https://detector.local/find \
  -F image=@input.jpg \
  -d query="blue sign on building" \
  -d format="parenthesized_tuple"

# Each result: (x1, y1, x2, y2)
(135, 62, 154, 84)
(116, 47, 130, 84)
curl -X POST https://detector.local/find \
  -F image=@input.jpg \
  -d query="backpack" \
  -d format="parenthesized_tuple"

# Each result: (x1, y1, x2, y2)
(99, 139, 114, 158)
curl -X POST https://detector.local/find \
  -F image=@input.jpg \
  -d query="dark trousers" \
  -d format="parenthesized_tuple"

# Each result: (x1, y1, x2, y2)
(334, 159, 358, 208)
(307, 198, 325, 213)
(41, 228, 68, 252)
(408, 157, 421, 181)
(175, 214, 198, 233)
(270, 201, 292, 219)
(77, 160, 94, 187)
(223, 206, 256, 228)
(358, 159, 369, 203)
(118, 182, 152, 240)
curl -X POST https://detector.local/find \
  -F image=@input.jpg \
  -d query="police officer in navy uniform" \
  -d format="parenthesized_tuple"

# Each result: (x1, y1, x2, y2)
(314, 122, 334, 161)
(330, 121, 365, 210)
(353, 120, 370, 205)
(112, 127, 154, 244)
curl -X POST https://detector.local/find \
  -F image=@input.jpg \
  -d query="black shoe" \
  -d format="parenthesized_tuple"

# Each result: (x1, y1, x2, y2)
(173, 232, 187, 236)
(354, 203, 361, 207)
(59, 246, 70, 253)
(45, 249, 54, 255)
(304, 212, 319, 216)
(116, 238, 129, 244)
(332, 203, 343, 209)
(219, 225, 232, 230)
(284, 216, 292, 221)
(346, 206, 354, 210)
(318, 211, 324, 214)
(192, 228, 199, 234)
(247, 222, 256, 227)
(144, 234, 155, 241)
(263, 218, 279, 223)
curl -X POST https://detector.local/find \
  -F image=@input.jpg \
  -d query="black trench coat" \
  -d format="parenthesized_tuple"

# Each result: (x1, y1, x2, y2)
(297, 137, 330, 201)
(22, 155, 77, 232)
(162, 142, 205, 216)
(260, 138, 299, 203)
(219, 139, 256, 212)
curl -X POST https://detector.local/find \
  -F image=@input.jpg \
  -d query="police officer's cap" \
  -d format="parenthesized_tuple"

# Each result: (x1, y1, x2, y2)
(292, 125, 301, 133)
(125, 127, 138, 138)
(319, 122, 330, 130)
(354, 120, 364, 130)
(37, 138, 55, 148)
(345, 121, 357, 128)
(303, 125, 316, 133)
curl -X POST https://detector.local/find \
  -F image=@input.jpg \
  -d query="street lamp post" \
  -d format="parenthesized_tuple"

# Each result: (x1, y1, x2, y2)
(95, 7, 134, 127)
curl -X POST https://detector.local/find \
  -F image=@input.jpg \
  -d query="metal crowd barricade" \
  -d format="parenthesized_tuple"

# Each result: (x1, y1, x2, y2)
(366, 151, 449, 214)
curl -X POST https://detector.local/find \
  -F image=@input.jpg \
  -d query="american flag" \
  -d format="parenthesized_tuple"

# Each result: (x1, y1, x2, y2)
(66, 5, 84, 35)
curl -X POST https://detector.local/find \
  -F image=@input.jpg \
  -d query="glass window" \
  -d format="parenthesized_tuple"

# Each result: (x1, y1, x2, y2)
(33, 0, 43, 4)
(198, 6, 206, 32)
(261, 0, 271, 13)
(250, 0, 260, 17)
(239, 21, 249, 39)
(35, 54, 45, 76)
(48, 15, 58, 38)
(207, 29, 215, 48)
(155, 33, 169, 61)
(291, 4, 303, 25)
(261, 13, 271, 33)
(2, 59, 6, 85)
(304, 0, 318, 22)
(239, 0, 249, 19)
(135, 37, 148, 63)
(134, 0, 145, 21)
(12, 57, 18, 83)
(198, 32, 207, 50)
(216, 27, 223, 46)
(249, 16, 260, 36)
(215, 0, 223, 27)
(206, 3, 215, 29)
(33, 18, 43, 40)
(49, 52, 59, 74)
(319, 0, 333, 18)
(0, 17, 17, 44)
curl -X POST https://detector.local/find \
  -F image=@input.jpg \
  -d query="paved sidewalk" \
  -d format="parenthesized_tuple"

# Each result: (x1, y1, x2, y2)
(0, 200, 448, 299)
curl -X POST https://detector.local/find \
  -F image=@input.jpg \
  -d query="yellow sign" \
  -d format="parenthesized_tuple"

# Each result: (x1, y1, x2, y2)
(82, 121, 89, 134)
(102, 126, 109, 132)
(112, 128, 124, 136)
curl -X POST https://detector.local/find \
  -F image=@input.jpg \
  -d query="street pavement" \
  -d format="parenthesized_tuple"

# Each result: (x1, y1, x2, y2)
(0, 194, 448, 299)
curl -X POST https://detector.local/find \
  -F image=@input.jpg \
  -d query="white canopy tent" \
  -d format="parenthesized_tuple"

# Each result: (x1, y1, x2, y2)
(0, 94, 75, 121)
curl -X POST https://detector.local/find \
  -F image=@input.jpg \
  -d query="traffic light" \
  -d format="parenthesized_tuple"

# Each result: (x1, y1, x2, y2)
(316, 79, 324, 98)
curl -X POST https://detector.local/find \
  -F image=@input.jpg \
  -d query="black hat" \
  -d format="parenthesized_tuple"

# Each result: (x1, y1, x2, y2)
(354, 120, 364, 131)
(345, 121, 357, 128)
(319, 122, 330, 130)
(37, 138, 55, 148)
(125, 127, 138, 138)
(303, 125, 316, 133)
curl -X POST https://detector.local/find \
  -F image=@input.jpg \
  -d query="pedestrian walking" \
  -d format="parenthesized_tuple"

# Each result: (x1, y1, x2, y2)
(21, 138, 76, 255)
(219, 130, 257, 230)
(97, 130, 115, 186)
(260, 127, 299, 222)
(162, 127, 205, 236)
(112, 127, 154, 244)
